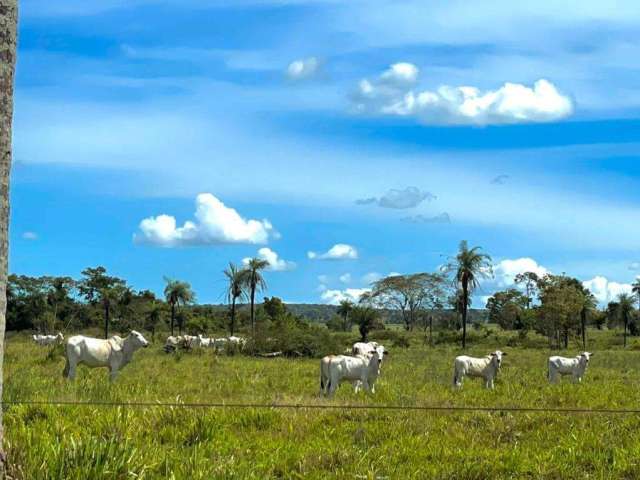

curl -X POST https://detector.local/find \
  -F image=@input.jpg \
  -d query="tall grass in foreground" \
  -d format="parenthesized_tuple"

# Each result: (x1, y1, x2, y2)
(5, 328, 640, 479)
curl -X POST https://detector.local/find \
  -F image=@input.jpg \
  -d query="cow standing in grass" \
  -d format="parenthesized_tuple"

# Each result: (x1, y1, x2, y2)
(63, 330, 149, 381)
(548, 352, 593, 383)
(453, 350, 506, 389)
(319, 350, 381, 398)
(33, 332, 64, 346)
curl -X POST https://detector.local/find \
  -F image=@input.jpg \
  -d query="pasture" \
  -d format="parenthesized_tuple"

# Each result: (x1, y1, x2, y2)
(5, 329, 640, 479)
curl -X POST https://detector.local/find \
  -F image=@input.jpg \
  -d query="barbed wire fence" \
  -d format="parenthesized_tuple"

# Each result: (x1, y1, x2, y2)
(2, 399, 640, 415)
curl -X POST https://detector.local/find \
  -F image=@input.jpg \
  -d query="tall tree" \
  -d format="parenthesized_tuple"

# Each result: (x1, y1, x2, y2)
(514, 271, 540, 309)
(163, 278, 195, 336)
(632, 278, 640, 311)
(241, 258, 269, 337)
(449, 241, 492, 348)
(616, 293, 635, 348)
(485, 289, 529, 330)
(223, 262, 245, 336)
(336, 299, 354, 332)
(78, 266, 126, 338)
(0, 0, 18, 471)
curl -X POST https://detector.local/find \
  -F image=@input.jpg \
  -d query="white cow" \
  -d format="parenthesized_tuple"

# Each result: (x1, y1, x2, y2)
(228, 336, 246, 348)
(453, 350, 506, 389)
(212, 337, 229, 351)
(63, 330, 149, 381)
(33, 332, 64, 346)
(163, 335, 185, 353)
(197, 335, 213, 348)
(548, 352, 593, 383)
(352, 341, 388, 391)
(319, 351, 381, 397)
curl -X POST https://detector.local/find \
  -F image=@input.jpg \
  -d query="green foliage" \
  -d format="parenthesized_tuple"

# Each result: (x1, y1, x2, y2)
(485, 289, 529, 330)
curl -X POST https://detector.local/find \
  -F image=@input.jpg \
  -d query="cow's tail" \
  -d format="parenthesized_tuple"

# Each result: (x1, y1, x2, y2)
(62, 357, 70, 378)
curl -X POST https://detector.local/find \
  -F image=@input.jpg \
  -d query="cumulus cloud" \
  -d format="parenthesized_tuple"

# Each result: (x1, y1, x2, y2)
(493, 257, 549, 288)
(308, 243, 358, 261)
(134, 193, 276, 247)
(402, 212, 451, 224)
(243, 247, 295, 272)
(286, 57, 320, 80)
(320, 288, 370, 305)
(352, 63, 573, 126)
(582, 276, 633, 305)
(22, 231, 38, 240)
(356, 186, 436, 209)
(491, 174, 510, 185)
(339, 273, 352, 284)
(362, 272, 382, 284)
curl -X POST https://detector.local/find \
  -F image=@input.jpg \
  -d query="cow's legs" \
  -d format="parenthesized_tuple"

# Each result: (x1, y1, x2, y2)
(65, 360, 77, 380)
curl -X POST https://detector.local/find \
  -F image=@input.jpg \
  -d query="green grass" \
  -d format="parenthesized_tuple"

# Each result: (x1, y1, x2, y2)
(5, 329, 640, 479)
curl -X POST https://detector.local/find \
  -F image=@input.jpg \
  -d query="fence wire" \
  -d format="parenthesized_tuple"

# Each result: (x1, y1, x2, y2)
(3, 399, 640, 415)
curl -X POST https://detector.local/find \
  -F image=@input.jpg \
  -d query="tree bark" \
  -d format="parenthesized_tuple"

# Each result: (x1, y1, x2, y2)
(170, 303, 175, 336)
(0, 1, 17, 473)
(103, 301, 109, 339)
(230, 296, 236, 336)
(461, 279, 468, 349)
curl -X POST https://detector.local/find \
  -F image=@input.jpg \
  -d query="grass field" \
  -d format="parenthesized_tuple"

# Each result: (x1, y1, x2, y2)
(4, 328, 640, 479)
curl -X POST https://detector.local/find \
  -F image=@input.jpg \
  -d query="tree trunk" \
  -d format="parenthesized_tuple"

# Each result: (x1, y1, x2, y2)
(580, 312, 586, 348)
(624, 317, 628, 348)
(429, 315, 433, 347)
(563, 328, 568, 349)
(230, 296, 236, 336)
(170, 303, 175, 336)
(461, 280, 468, 349)
(250, 285, 256, 337)
(0, 1, 18, 472)
(104, 301, 109, 339)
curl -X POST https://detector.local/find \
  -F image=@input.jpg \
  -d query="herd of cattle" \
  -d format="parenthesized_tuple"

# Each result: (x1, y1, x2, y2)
(31, 331, 594, 395)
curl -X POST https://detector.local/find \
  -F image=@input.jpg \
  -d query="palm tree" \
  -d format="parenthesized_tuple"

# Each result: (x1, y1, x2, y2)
(0, 2, 17, 471)
(336, 299, 354, 332)
(241, 258, 269, 337)
(632, 278, 640, 311)
(450, 240, 492, 349)
(617, 293, 635, 348)
(164, 278, 195, 336)
(224, 262, 245, 336)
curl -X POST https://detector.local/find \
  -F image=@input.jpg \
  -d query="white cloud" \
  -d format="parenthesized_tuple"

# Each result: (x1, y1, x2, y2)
(379, 62, 419, 86)
(317, 274, 329, 284)
(401, 213, 451, 224)
(339, 273, 352, 284)
(22, 231, 38, 241)
(286, 57, 320, 80)
(308, 243, 359, 261)
(134, 193, 276, 247)
(356, 186, 436, 209)
(352, 64, 573, 126)
(320, 287, 370, 305)
(362, 272, 382, 284)
(583, 276, 633, 305)
(493, 257, 549, 288)
(243, 247, 295, 272)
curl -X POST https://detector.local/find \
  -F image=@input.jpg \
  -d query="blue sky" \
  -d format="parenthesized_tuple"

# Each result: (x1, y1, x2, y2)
(11, 0, 640, 306)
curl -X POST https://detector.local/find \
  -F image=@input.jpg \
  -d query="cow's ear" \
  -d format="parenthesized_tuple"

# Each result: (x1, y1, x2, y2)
(501, 352, 507, 356)
(490, 353, 496, 356)
(384, 350, 390, 356)
(588, 352, 594, 356)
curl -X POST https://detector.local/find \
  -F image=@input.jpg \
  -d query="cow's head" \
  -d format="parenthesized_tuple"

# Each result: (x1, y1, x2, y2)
(580, 352, 593, 364)
(490, 350, 506, 367)
(130, 330, 150, 348)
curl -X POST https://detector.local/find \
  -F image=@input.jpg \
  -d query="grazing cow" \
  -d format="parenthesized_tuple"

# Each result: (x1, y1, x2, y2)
(33, 332, 64, 346)
(212, 337, 228, 351)
(63, 330, 149, 381)
(163, 335, 185, 353)
(548, 352, 593, 384)
(227, 336, 247, 350)
(453, 351, 506, 389)
(197, 335, 213, 348)
(319, 350, 381, 397)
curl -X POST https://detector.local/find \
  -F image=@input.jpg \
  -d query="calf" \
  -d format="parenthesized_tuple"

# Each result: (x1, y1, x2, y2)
(319, 351, 381, 398)
(548, 352, 593, 383)
(453, 351, 506, 389)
